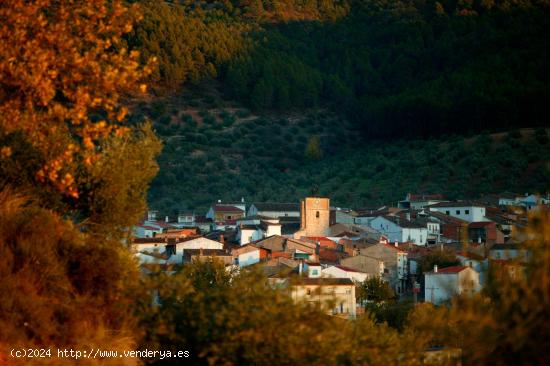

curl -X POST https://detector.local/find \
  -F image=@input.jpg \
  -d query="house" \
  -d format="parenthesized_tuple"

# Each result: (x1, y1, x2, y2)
(322, 265, 369, 283)
(156, 228, 198, 239)
(360, 242, 407, 294)
(183, 249, 233, 266)
(424, 265, 480, 305)
(132, 237, 170, 264)
(398, 193, 447, 210)
(456, 251, 488, 285)
(289, 277, 356, 318)
(339, 254, 384, 278)
(468, 221, 504, 245)
(247, 202, 300, 218)
(305, 261, 322, 278)
(424, 210, 468, 243)
(293, 197, 331, 238)
(236, 218, 283, 245)
(231, 245, 263, 267)
(488, 243, 529, 261)
(428, 201, 488, 222)
(333, 208, 357, 225)
(206, 204, 245, 222)
(237, 224, 264, 245)
(177, 211, 195, 227)
(133, 224, 162, 238)
(194, 215, 213, 233)
(165, 236, 224, 264)
(369, 216, 428, 246)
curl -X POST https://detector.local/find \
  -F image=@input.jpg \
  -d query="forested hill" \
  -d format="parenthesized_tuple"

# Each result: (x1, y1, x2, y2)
(136, 88, 549, 214)
(128, 0, 550, 139)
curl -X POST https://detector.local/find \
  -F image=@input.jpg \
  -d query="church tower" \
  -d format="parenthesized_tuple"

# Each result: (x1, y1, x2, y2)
(296, 197, 330, 238)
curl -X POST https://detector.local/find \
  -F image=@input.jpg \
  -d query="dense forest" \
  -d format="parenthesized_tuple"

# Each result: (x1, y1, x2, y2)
(129, 0, 550, 139)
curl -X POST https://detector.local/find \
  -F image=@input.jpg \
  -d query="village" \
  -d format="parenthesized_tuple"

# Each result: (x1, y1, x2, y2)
(132, 192, 547, 317)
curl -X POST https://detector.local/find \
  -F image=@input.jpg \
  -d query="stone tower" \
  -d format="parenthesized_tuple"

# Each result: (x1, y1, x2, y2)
(296, 197, 330, 238)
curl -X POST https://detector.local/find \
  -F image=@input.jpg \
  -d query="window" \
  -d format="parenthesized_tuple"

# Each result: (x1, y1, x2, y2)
(316, 211, 319, 218)
(446, 211, 450, 215)
(465, 210, 470, 214)
(307, 289, 311, 295)
(312, 269, 318, 275)
(456, 210, 460, 215)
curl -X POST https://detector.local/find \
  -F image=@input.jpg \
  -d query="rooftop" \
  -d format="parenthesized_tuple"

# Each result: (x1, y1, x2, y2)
(251, 202, 300, 212)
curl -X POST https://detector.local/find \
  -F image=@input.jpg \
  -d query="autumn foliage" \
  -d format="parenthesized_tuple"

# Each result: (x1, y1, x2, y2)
(0, 0, 153, 197)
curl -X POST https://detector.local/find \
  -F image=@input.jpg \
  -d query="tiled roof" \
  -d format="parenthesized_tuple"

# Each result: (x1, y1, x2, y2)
(382, 216, 425, 229)
(133, 237, 166, 244)
(334, 265, 365, 273)
(213, 205, 244, 213)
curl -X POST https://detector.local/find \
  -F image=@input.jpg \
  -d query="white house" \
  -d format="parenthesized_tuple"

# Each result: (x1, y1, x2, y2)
(177, 211, 195, 227)
(428, 201, 488, 222)
(247, 202, 300, 218)
(133, 224, 162, 238)
(166, 237, 224, 264)
(424, 265, 480, 305)
(369, 216, 428, 245)
(236, 219, 282, 245)
(232, 245, 261, 267)
(457, 252, 488, 285)
(290, 278, 356, 318)
(322, 265, 369, 283)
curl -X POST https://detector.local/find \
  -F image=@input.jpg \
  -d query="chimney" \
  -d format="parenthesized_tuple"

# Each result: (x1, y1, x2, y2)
(394, 241, 398, 248)
(165, 215, 169, 223)
(220, 234, 225, 245)
(406, 212, 411, 221)
(200, 247, 203, 256)
(241, 197, 245, 203)
(218, 199, 222, 203)
(434, 264, 438, 273)
(298, 260, 303, 275)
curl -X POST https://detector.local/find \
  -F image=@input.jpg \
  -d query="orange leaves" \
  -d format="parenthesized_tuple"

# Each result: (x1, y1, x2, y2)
(0, 0, 152, 198)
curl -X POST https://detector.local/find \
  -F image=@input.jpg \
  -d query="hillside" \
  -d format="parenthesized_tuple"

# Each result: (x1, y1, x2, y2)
(129, 0, 550, 139)
(134, 87, 549, 214)
(122, 0, 550, 214)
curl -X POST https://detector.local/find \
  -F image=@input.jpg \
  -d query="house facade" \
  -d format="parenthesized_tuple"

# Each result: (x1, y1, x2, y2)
(322, 265, 369, 283)
(424, 265, 480, 305)
(369, 216, 428, 246)
(428, 202, 487, 222)
(290, 278, 357, 318)
(247, 202, 300, 218)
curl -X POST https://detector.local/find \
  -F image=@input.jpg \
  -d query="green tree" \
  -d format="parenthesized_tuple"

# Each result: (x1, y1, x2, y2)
(305, 135, 323, 160)
(357, 277, 396, 304)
